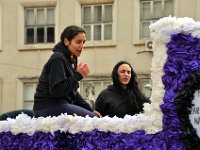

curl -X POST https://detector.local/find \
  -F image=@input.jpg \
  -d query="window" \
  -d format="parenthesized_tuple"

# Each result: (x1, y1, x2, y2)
(24, 7, 55, 44)
(23, 83, 37, 110)
(81, 4, 113, 41)
(140, 0, 173, 39)
(80, 80, 112, 100)
(139, 78, 152, 98)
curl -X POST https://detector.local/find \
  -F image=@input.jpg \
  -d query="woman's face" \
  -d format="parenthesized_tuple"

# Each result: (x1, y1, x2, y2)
(117, 64, 131, 88)
(64, 32, 86, 57)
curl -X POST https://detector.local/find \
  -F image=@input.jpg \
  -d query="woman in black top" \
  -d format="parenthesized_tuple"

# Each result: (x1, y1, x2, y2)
(33, 25, 100, 118)
(95, 61, 149, 118)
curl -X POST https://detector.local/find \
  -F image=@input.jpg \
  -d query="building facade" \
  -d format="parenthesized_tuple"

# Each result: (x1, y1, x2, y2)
(0, 0, 199, 113)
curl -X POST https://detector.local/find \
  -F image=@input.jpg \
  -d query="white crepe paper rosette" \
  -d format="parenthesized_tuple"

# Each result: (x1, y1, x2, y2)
(33, 116, 58, 134)
(0, 119, 15, 133)
(95, 116, 117, 132)
(60, 114, 84, 134)
(176, 17, 196, 34)
(76, 115, 99, 133)
(50, 113, 71, 133)
(190, 22, 200, 38)
(10, 114, 36, 135)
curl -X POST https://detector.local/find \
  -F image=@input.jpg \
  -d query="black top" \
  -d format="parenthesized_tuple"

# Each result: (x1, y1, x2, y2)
(33, 42, 93, 112)
(95, 85, 144, 118)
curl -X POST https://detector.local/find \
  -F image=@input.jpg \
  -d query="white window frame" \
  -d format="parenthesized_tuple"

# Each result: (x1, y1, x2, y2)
(23, 82, 38, 110)
(17, 0, 58, 50)
(16, 77, 38, 110)
(133, 0, 177, 45)
(140, 0, 174, 39)
(78, 0, 117, 47)
(24, 7, 55, 44)
(81, 4, 113, 41)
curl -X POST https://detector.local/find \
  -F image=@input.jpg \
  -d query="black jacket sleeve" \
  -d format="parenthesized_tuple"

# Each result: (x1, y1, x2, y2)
(95, 93, 107, 116)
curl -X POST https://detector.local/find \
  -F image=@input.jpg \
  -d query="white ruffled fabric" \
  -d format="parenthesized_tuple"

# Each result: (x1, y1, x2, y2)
(1, 16, 199, 136)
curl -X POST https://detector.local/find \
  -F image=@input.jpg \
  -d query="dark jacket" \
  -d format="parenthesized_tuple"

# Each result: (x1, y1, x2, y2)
(95, 85, 144, 118)
(33, 42, 93, 112)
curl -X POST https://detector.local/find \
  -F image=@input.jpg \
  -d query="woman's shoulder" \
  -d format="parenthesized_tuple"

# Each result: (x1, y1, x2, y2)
(48, 51, 66, 63)
(52, 51, 65, 58)
(99, 85, 118, 95)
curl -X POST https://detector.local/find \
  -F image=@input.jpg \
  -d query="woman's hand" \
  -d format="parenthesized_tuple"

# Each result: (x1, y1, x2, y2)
(76, 62, 89, 77)
(93, 110, 102, 118)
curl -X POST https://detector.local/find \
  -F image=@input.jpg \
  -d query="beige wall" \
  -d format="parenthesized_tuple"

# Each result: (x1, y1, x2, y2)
(0, 0, 200, 113)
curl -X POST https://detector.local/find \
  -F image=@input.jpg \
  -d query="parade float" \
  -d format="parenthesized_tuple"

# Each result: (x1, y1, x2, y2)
(0, 16, 200, 149)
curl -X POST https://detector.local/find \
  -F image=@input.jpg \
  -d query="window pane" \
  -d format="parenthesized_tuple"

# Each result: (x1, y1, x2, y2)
(24, 83, 37, 109)
(24, 101, 34, 110)
(105, 5, 112, 22)
(26, 9, 34, 26)
(94, 5, 102, 23)
(84, 82, 96, 100)
(94, 25, 101, 40)
(25, 7, 55, 44)
(140, 79, 152, 98)
(47, 27, 54, 42)
(93, 82, 102, 99)
(104, 24, 112, 40)
(141, 1, 151, 20)
(81, 81, 112, 101)
(82, 4, 113, 41)
(82, 82, 90, 98)
(164, 0, 173, 16)
(37, 28, 44, 43)
(24, 84, 34, 100)
(26, 28, 34, 44)
(83, 6, 91, 23)
(23, 83, 37, 110)
(83, 25, 91, 41)
(47, 8, 55, 25)
(37, 9, 45, 25)
(140, 21, 150, 38)
(140, 0, 173, 39)
(153, 1, 162, 19)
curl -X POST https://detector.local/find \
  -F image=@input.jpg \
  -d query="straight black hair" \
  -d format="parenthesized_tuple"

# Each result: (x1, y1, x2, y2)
(60, 25, 86, 42)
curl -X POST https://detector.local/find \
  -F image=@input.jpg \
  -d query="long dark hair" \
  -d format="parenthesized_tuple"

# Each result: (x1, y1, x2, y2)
(60, 25, 86, 42)
(112, 61, 147, 114)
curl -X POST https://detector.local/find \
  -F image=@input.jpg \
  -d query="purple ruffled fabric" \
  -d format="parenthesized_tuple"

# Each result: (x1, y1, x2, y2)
(0, 129, 184, 150)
